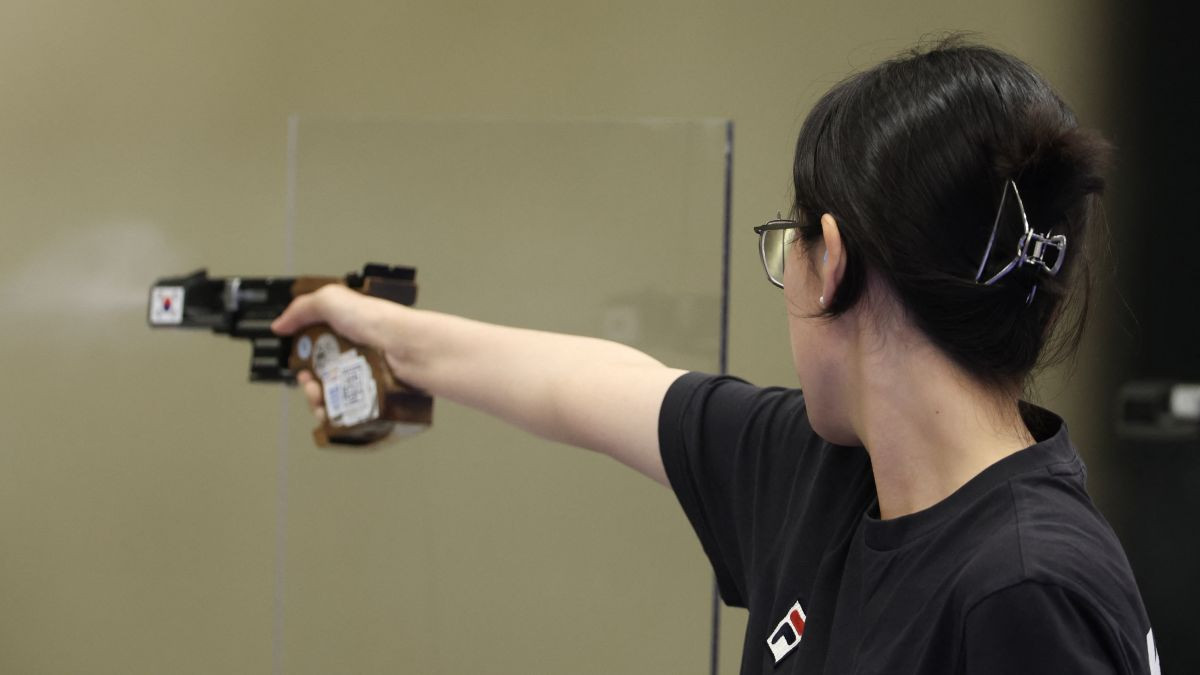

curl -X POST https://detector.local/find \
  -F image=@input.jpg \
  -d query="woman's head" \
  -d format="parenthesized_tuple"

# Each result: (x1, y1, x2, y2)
(786, 38, 1110, 416)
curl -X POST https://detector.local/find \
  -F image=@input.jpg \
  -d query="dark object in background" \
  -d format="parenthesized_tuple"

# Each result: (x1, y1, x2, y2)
(1108, 2, 1200, 671)
(147, 263, 432, 447)
(1115, 384, 1198, 675)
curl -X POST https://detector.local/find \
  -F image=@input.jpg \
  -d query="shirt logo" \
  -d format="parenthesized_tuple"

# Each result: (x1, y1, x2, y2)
(767, 600, 807, 664)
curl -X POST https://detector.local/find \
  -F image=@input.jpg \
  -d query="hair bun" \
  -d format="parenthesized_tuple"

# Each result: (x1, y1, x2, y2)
(996, 102, 1112, 239)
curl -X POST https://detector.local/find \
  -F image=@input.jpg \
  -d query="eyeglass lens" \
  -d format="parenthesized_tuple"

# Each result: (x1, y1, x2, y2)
(760, 227, 789, 287)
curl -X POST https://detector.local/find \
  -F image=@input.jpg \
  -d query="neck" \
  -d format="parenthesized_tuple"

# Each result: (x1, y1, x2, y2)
(845, 318, 1035, 520)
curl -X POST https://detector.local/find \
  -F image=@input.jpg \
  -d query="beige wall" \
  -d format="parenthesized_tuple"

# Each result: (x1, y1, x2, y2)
(0, 2, 1114, 673)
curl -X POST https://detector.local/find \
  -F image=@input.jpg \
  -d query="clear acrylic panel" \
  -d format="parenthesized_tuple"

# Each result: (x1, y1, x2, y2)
(281, 117, 731, 674)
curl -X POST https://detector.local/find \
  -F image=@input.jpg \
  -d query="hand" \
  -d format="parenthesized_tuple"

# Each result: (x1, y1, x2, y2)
(271, 284, 400, 423)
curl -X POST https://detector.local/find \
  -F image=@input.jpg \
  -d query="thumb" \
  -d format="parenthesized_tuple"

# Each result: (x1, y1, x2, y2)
(271, 285, 346, 336)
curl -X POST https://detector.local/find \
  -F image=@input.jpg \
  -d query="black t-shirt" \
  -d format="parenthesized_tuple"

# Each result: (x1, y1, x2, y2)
(658, 372, 1159, 674)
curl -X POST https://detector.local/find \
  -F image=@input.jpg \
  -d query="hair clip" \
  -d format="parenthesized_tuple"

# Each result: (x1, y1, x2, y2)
(974, 179, 1067, 304)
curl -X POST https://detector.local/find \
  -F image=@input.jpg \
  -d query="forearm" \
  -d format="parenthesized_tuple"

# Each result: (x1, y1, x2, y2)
(381, 305, 682, 482)
(273, 285, 681, 483)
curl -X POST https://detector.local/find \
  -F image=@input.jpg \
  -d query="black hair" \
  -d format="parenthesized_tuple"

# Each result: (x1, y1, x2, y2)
(792, 37, 1111, 392)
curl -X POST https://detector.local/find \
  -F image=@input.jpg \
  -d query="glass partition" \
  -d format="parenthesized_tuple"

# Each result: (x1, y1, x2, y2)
(281, 117, 732, 674)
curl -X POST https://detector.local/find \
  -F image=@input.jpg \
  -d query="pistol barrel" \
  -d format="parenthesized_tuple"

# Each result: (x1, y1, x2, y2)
(148, 263, 418, 384)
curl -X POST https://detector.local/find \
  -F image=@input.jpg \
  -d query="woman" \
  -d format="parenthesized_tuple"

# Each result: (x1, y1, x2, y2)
(272, 40, 1156, 674)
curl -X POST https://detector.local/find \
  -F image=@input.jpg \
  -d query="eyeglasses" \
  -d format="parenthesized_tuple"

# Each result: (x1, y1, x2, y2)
(753, 216, 800, 289)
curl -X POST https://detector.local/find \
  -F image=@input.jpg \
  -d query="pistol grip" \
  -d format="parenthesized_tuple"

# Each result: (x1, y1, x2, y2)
(287, 324, 433, 448)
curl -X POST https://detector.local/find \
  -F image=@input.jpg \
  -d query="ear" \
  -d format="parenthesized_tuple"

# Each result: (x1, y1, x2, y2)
(819, 213, 846, 308)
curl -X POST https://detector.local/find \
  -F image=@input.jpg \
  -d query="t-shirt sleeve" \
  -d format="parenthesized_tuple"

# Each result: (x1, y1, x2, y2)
(657, 372, 866, 608)
(963, 581, 1133, 674)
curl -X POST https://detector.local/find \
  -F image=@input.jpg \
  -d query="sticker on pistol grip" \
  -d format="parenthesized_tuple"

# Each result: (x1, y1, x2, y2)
(317, 349, 379, 427)
(312, 333, 341, 372)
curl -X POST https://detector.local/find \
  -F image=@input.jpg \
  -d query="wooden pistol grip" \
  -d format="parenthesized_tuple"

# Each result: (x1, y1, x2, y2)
(286, 324, 433, 448)
(284, 274, 430, 448)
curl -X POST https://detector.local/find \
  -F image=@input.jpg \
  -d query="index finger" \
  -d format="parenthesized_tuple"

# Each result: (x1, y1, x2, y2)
(270, 290, 325, 336)
(270, 284, 392, 349)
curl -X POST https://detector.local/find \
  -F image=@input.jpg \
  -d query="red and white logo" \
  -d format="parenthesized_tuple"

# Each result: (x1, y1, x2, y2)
(767, 600, 807, 664)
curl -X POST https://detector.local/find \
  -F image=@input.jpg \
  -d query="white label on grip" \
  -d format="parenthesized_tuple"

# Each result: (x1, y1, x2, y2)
(318, 349, 378, 427)
(312, 333, 341, 372)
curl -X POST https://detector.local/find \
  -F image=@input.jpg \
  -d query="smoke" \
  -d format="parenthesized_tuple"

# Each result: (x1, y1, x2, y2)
(0, 221, 185, 317)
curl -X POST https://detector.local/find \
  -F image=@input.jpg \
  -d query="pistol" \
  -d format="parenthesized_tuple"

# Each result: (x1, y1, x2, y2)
(147, 263, 433, 447)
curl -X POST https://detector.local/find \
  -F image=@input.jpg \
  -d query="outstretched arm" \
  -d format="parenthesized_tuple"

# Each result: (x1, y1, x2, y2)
(272, 284, 685, 486)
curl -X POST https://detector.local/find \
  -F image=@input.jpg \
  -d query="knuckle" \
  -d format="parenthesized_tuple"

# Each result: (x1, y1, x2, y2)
(318, 283, 347, 300)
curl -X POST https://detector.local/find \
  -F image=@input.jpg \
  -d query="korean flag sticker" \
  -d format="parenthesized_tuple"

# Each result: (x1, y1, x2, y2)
(149, 286, 185, 325)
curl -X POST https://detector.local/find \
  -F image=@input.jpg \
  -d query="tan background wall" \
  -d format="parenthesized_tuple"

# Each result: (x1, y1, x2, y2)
(0, 1, 1115, 673)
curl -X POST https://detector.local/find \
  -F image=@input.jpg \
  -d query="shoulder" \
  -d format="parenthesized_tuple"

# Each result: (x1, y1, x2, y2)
(940, 418, 1144, 612)
(659, 371, 868, 493)
(955, 441, 1152, 672)
(657, 372, 873, 607)
(972, 452, 1145, 625)
(660, 372, 809, 436)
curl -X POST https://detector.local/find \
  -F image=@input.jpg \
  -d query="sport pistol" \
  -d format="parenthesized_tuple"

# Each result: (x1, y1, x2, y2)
(147, 263, 432, 447)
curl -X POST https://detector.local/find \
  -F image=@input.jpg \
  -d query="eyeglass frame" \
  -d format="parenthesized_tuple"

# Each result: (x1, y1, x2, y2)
(753, 217, 800, 289)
